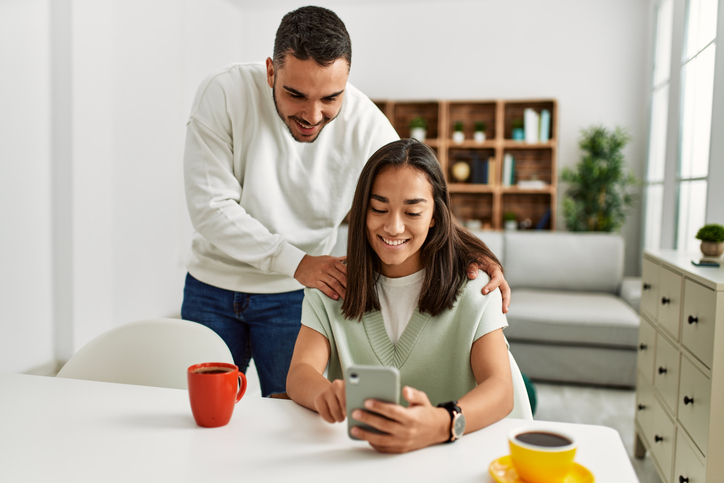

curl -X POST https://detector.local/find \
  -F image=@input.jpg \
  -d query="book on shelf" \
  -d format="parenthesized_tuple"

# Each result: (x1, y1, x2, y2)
(539, 109, 551, 143)
(502, 153, 515, 186)
(524, 108, 539, 144)
(471, 154, 489, 184)
(488, 157, 496, 185)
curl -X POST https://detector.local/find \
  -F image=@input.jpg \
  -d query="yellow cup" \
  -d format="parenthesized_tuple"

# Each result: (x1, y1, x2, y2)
(508, 428, 577, 483)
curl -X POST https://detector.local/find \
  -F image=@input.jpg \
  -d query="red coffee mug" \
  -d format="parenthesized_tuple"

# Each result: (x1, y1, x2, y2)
(187, 362, 247, 428)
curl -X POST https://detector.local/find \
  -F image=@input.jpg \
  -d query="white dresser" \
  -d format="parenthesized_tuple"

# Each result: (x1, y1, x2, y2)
(634, 250, 724, 483)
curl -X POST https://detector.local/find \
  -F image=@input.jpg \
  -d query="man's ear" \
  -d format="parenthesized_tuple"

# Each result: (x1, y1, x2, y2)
(265, 57, 275, 89)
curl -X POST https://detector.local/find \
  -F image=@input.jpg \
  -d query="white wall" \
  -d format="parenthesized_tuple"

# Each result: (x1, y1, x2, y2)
(1, 0, 656, 373)
(0, 0, 55, 374)
(239, 0, 650, 275)
(0, 0, 245, 374)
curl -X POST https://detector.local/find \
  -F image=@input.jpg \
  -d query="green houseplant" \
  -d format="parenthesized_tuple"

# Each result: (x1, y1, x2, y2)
(560, 125, 638, 232)
(409, 116, 428, 141)
(453, 121, 464, 143)
(696, 223, 724, 257)
(511, 120, 524, 141)
(474, 121, 487, 143)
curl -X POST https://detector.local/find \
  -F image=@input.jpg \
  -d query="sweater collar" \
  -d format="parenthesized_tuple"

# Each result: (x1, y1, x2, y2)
(362, 309, 431, 369)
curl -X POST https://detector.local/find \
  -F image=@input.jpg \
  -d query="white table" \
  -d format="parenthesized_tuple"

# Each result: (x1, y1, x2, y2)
(0, 373, 637, 482)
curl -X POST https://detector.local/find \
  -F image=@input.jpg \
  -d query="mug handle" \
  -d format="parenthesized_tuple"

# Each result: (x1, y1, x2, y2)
(236, 372, 247, 403)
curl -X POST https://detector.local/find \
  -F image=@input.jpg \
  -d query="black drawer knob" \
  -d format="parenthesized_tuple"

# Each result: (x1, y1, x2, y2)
(658, 367, 667, 374)
(661, 296, 671, 305)
(687, 315, 698, 324)
(639, 343, 648, 351)
(638, 404, 646, 411)
(643, 283, 652, 290)
(654, 435, 664, 443)
(679, 476, 689, 483)
(684, 396, 694, 405)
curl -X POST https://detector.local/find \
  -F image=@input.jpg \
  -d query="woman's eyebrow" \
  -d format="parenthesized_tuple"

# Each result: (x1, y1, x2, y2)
(370, 194, 428, 204)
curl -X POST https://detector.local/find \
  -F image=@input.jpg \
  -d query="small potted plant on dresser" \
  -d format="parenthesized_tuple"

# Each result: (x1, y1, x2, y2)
(409, 116, 427, 141)
(452, 121, 465, 144)
(474, 121, 487, 143)
(695, 223, 724, 258)
(504, 212, 517, 231)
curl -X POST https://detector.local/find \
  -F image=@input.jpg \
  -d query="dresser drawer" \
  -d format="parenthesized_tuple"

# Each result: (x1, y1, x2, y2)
(674, 431, 705, 483)
(658, 267, 683, 339)
(636, 372, 655, 444)
(637, 317, 657, 384)
(682, 279, 716, 369)
(642, 258, 660, 321)
(678, 356, 711, 456)
(655, 333, 681, 413)
(651, 398, 676, 483)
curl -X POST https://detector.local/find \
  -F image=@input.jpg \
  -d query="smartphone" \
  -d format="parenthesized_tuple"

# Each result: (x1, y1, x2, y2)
(345, 365, 400, 440)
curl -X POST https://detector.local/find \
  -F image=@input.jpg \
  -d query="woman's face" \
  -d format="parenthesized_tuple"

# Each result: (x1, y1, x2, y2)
(365, 165, 436, 278)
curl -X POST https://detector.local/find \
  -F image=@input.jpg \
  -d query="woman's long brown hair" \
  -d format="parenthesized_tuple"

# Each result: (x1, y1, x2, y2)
(342, 139, 501, 320)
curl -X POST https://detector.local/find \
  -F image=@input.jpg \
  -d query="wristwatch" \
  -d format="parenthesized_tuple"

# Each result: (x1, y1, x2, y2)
(437, 401, 466, 442)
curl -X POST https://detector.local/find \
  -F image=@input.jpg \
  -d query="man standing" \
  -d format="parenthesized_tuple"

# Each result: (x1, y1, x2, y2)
(181, 6, 509, 397)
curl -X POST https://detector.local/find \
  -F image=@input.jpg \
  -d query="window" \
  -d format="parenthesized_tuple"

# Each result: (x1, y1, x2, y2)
(676, 0, 717, 251)
(643, 0, 673, 250)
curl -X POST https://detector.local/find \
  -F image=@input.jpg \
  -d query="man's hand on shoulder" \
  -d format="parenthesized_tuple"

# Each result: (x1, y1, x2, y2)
(466, 261, 511, 314)
(294, 255, 347, 300)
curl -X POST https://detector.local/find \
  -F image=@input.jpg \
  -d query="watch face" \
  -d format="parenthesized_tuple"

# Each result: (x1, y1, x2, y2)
(453, 413, 466, 439)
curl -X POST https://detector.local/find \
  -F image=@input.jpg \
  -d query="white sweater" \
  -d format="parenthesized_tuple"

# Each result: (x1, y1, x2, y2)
(183, 63, 398, 293)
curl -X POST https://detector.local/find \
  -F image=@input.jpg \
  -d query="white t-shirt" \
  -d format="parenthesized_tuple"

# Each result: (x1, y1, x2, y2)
(377, 270, 425, 345)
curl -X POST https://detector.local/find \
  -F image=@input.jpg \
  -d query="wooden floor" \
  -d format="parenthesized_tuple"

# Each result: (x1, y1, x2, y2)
(534, 382, 661, 483)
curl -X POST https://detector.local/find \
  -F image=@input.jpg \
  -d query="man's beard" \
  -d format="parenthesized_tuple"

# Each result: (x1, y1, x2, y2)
(272, 79, 337, 143)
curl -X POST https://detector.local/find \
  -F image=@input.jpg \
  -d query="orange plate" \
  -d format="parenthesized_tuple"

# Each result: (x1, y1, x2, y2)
(488, 455, 594, 483)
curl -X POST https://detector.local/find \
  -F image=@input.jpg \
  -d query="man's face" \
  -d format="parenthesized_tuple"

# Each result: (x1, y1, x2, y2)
(266, 55, 349, 143)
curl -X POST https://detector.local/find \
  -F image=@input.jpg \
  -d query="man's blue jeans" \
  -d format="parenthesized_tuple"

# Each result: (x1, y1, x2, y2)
(181, 273, 304, 397)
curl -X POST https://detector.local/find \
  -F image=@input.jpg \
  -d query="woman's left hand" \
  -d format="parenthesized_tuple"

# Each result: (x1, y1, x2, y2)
(467, 262, 511, 313)
(349, 386, 450, 453)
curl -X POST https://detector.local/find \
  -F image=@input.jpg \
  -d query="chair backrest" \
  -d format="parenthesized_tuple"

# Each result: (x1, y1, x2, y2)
(507, 351, 533, 420)
(56, 318, 233, 390)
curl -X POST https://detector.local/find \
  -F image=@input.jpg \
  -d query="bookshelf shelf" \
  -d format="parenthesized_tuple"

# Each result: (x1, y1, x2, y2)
(373, 98, 558, 230)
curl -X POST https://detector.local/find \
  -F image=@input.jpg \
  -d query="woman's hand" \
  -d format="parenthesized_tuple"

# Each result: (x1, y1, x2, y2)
(349, 386, 450, 453)
(467, 262, 511, 313)
(314, 379, 346, 423)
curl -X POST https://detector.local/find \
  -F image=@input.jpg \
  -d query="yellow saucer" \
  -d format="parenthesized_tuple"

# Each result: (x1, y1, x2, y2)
(489, 455, 594, 483)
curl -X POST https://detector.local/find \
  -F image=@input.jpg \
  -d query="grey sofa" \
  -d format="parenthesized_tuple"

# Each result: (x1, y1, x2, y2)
(473, 230, 641, 387)
(332, 227, 641, 387)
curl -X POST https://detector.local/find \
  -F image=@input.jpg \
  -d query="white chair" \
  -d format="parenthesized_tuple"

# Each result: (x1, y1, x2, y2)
(507, 351, 533, 420)
(56, 318, 233, 390)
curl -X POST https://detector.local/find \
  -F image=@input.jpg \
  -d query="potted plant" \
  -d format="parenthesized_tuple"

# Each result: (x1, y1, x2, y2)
(474, 121, 487, 143)
(560, 125, 638, 232)
(452, 121, 465, 144)
(511, 120, 524, 141)
(504, 212, 517, 231)
(409, 116, 427, 141)
(695, 223, 724, 258)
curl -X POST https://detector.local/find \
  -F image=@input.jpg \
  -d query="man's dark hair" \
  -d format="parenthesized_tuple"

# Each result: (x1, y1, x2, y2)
(273, 6, 351, 69)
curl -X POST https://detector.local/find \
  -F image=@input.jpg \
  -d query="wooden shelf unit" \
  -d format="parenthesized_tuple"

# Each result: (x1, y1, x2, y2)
(372, 99, 558, 231)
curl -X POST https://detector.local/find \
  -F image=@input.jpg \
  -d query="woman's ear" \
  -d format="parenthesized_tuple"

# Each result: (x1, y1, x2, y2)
(429, 217, 436, 228)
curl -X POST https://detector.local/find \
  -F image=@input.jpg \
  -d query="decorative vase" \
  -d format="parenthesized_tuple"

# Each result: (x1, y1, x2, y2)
(474, 131, 486, 143)
(410, 127, 426, 141)
(453, 131, 465, 144)
(700, 241, 724, 258)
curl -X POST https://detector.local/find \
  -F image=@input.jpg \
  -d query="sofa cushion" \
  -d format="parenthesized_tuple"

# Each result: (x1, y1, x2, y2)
(504, 289, 640, 347)
(503, 232, 624, 293)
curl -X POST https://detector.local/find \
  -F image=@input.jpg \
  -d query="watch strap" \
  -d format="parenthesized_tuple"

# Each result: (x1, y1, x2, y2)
(437, 401, 463, 443)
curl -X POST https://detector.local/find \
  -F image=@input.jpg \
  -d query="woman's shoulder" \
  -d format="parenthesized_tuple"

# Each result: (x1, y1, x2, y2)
(457, 271, 501, 307)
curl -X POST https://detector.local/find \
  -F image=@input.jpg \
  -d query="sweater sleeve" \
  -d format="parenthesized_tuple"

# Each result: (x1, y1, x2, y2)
(183, 77, 306, 279)
(300, 288, 332, 340)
